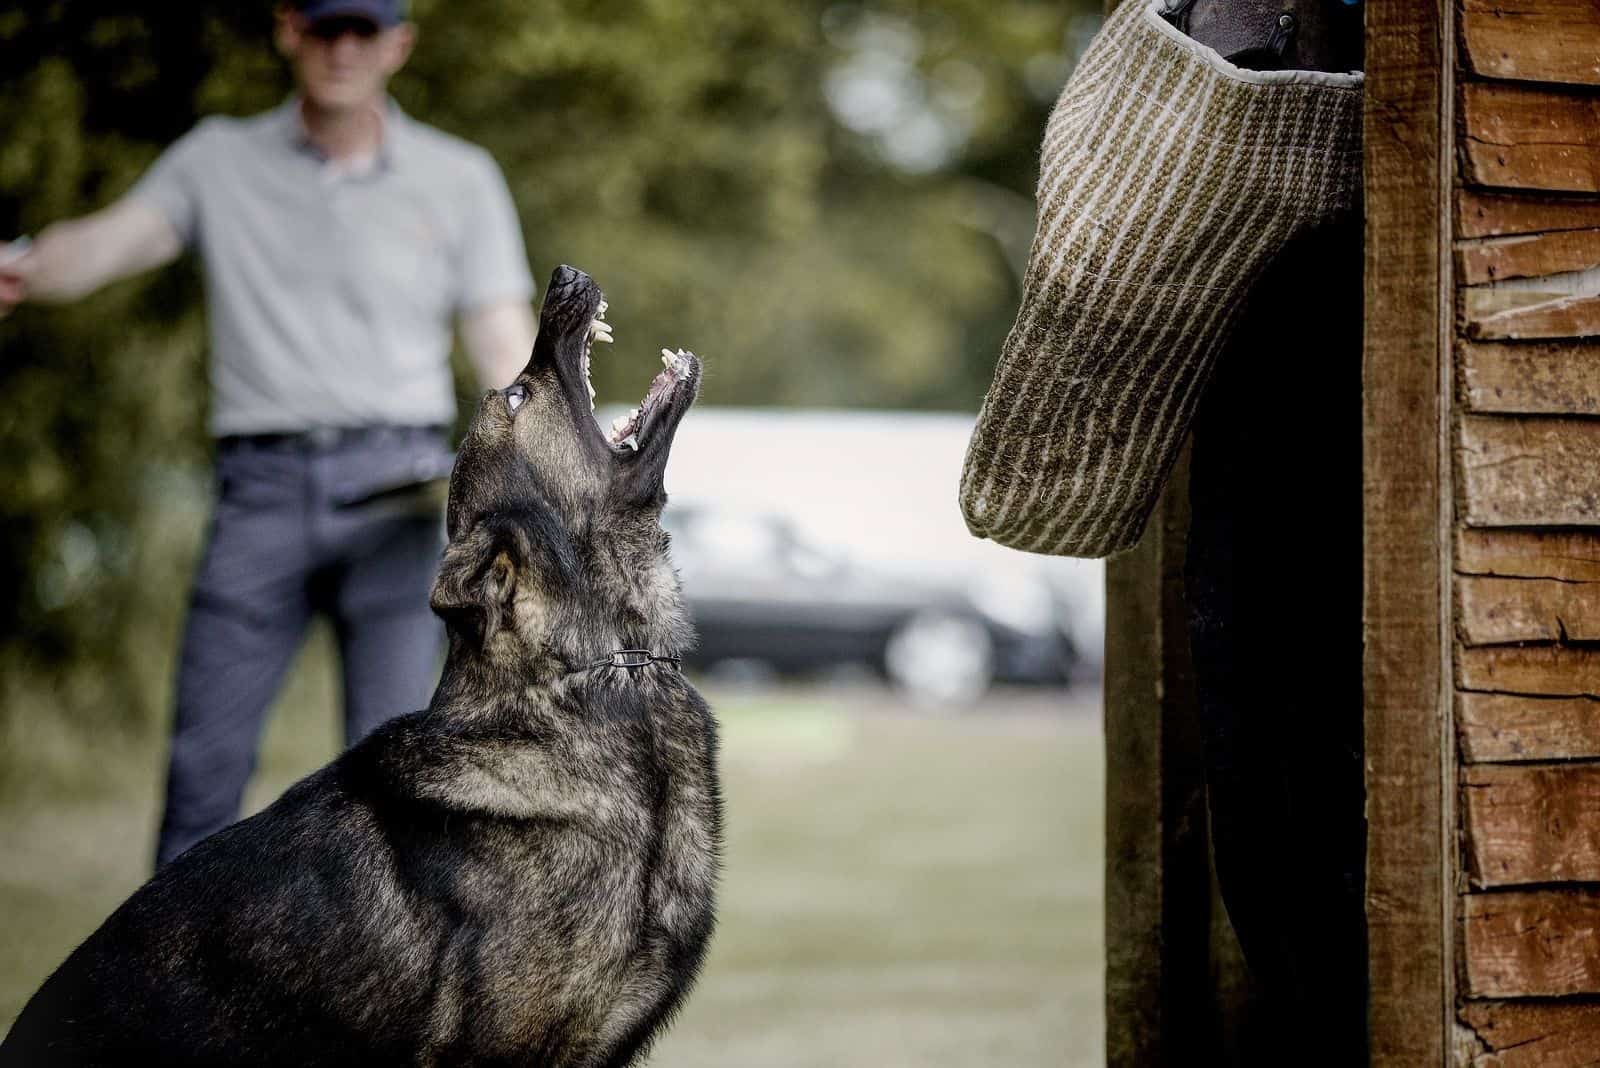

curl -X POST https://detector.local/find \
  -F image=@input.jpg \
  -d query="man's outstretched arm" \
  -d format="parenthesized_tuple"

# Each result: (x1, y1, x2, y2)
(460, 297, 537, 390)
(0, 198, 182, 317)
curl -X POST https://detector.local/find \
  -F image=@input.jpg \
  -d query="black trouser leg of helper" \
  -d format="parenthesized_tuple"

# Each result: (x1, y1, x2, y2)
(156, 433, 445, 867)
(1184, 223, 1367, 1065)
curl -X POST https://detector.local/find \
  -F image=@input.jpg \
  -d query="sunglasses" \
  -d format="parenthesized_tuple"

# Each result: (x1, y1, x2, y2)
(305, 16, 382, 42)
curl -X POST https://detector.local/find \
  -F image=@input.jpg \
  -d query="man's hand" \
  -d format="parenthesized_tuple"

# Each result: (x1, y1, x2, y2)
(0, 239, 32, 319)
(0, 200, 182, 316)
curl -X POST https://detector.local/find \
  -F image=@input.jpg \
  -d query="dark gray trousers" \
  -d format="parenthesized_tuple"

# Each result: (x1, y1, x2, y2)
(155, 427, 448, 866)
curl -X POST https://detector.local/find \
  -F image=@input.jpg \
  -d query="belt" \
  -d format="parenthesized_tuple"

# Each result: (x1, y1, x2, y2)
(217, 424, 448, 452)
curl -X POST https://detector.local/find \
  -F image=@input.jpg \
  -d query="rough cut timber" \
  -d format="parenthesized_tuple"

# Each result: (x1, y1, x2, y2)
(1462, 763, 1600, 887)
(1458, 691, 1600, 763)
(1457, 229, 1600, 285)
(1458, 190, 1600, 239)
(1102, 450, 1213, 1068)
(1462, 288, 1600, 340)
(1456, 575, 1600, 644)
(1457, 528, 1600, 582)
(1458, 340, 1600, 415)
(1456, 415, 1600, 526)
(1458, 999, 1600, 1068)
(1460, 82, 1600, 194)
(1365, 0, 1449, 1056)
(1458, 645, 1600, 698)
(1459, 0, 1600, 87)
(1463, 890, 1600, 997)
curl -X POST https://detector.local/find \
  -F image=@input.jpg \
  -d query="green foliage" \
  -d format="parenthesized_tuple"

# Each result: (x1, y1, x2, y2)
(0, 0, 1095, 737)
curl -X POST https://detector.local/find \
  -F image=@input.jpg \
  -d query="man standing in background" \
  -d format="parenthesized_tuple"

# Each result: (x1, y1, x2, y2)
(0, 0, 536, 865)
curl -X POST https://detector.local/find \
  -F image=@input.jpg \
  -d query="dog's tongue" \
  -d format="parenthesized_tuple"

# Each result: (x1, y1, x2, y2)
(606, 349, 692, 449)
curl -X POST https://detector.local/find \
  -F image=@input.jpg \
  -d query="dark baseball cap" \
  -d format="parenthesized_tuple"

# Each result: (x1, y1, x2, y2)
(293, 0, 408, 28)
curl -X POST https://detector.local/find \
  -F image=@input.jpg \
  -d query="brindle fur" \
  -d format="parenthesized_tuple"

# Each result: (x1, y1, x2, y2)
(0, 266, 721, 1068)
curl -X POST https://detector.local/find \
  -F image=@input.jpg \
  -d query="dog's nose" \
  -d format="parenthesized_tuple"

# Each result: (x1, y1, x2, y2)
(548, 264, 592, 292)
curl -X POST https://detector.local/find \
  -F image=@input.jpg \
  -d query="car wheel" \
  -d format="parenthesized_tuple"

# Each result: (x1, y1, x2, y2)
(884, 612, 995, 706)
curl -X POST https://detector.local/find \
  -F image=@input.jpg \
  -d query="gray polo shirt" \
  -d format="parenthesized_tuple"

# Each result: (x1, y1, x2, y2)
(132, 98, 534, 436)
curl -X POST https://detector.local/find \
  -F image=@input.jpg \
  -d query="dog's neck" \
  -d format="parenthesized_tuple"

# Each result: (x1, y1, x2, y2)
(427, 587, 690, 717)
(426, 644, 684, 723)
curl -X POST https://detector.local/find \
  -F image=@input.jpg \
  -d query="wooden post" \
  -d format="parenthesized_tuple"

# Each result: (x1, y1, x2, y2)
(1103, 447, 1215, 1067)
(1362, 0, 1452, 1062)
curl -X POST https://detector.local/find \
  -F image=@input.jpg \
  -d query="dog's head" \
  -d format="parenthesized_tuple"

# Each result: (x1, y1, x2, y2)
(431, 265, 699, 675)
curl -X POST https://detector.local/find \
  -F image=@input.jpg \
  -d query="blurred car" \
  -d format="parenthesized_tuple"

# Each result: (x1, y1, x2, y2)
(597, 404, 1104, 700)
(661, 502, 1077, 703)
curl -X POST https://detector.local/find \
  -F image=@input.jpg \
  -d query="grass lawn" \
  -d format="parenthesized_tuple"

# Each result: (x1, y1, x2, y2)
(0, 635, 1104, 1066)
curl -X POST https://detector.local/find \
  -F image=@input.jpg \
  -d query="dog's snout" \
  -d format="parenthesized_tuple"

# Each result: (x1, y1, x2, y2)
(546, 265, 596, 305)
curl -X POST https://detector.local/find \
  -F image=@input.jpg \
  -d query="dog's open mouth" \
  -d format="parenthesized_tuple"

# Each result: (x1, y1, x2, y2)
(579, 299, 696, 453)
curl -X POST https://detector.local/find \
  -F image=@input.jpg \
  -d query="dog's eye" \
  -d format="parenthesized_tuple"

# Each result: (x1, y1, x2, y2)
(504, 384, 528, 413)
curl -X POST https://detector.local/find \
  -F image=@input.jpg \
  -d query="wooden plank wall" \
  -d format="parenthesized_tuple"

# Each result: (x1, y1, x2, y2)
(1454, 2, 1600, 1061)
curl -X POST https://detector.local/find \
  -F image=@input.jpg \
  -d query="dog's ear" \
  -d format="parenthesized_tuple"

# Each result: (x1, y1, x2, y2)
(430, 517, 525, 648)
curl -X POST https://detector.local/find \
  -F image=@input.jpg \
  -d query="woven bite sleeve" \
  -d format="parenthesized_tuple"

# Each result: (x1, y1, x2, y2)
(959, 0, 1362, 558)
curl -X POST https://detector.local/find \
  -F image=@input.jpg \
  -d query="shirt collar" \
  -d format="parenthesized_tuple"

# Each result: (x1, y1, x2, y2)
(276, 94, 408, 175)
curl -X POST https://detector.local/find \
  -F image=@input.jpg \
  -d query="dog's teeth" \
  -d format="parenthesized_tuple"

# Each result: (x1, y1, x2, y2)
(597, 300, 608, 318)
(611, 413, 630, 433)
(621, 434, 639, 451)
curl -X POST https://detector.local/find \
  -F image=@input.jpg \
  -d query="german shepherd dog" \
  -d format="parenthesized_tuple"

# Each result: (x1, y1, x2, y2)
(1, 265, 721, 1067)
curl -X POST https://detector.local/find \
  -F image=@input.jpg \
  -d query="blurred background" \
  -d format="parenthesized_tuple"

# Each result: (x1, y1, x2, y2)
(0, 1, 1106, 1063)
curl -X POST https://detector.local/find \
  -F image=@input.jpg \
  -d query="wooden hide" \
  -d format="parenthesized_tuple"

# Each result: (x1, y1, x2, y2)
(1459, 0, 1600, 87)
(1458, 1000, 1600, 1067)
(1457, 341, 1600, 416)
(1365, 0, 1450, 1061)
(1463, 891, 1600, 998)
(1462, 764, 1600, 887)
(1452, 0, 1600, 1055)
(1455, 416, 1600, 528)
(1458, 692, 1600, 764)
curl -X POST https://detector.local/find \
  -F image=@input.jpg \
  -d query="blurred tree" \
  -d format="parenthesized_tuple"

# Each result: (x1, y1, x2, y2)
(0, 0, 1096, 749)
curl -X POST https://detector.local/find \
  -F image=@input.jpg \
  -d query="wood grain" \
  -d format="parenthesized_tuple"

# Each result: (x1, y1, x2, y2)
(1103, 448, 1213, 1066)
(1457, 229, 1600, 285)
(1460, 82, 1600, 194)
(1458, 645, 1600, 698)
(1458, 340, 1600, 415)
(1456, 575, 1600, 644)
(1457, 528, 1600, 582)
(1456, 415, 1600, 527)
(1462, 889, 1600, 997)
(1458, 1000, 1600, 1067)
(1458, 691, 1600, 763)
(1459, 0, 1600, 86)
(1365, 0, 1448, 1057)
(1462, 288, 1600, 340)
(1462, 763, 1600, 887)
(1458, 190, 1600, 239)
